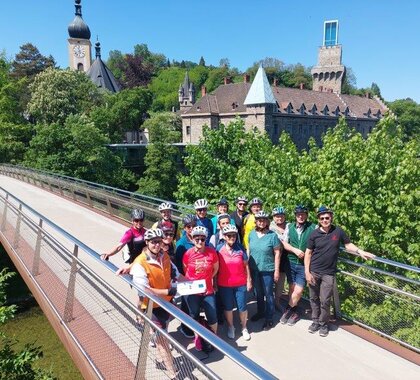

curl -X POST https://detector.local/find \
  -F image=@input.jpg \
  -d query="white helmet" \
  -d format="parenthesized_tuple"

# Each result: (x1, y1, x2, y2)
(255, 211, 269, 219)
(144, 228, 164, 241)
(222, 224, 238, 235)
(158, 202, 173, 211)
(194, 199, 208, 210)
(191, 226, 208, 238)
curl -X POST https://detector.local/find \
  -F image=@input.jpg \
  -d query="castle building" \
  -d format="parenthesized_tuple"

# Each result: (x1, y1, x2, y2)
(180, 21, 388, 149)
(178, 72, 196, 112)
(67, 0, 120, 93)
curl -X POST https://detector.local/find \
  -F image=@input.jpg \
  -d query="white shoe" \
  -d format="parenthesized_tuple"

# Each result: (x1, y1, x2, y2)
(242, 328, 251, 341)
(227, 326, 235, 339)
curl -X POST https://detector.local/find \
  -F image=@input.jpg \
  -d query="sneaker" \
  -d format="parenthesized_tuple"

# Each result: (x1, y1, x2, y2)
(262, 321, 274, 331)
(194, 335, 202, 351)
(280, 308, 292, 324)
(319, 325, 329, 337)
(250, 312, 264, 322)
(308, 322, 320, 334)
(287, 312, 300, 326)
(227, 326, 235, 339)
(202, 339, 214, 353)
(242, 328, 251, 341)
(180, 325, 194, 339)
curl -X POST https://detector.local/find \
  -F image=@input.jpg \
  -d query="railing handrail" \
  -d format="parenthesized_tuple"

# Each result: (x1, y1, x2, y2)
(1, 164, 418, 275)
(0, 186, 277, 380)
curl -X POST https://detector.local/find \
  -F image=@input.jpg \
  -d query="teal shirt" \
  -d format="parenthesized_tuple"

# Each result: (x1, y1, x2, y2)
(248, 230, 280, 272)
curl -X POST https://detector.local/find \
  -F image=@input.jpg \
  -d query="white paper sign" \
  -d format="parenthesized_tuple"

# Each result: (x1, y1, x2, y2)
(176, 279, 207, 296)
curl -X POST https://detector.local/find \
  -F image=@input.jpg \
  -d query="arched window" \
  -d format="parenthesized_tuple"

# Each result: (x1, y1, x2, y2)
(77, 63, 84, 71)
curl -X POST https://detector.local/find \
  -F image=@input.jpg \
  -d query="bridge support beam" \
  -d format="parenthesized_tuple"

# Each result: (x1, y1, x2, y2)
(13, 204, 22, 248)
(0, 193, 8, 232)
(32, 219, 43, 276)
(134, 301, 154, 380)
(64, 244, 79, 323)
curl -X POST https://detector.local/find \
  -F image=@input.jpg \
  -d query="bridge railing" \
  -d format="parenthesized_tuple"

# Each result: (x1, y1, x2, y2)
(1, 164, 419, 354)
(0, 186, 275, 380)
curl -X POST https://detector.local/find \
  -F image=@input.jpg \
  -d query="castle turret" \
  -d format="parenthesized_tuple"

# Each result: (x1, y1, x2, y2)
(179, 72, 195, 112)
(311, 20, 345, 94)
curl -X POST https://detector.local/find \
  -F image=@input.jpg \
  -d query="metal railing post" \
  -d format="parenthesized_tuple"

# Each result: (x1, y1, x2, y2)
(332, 276, 342, 319)
(58, 182, 64, 196)
(105, 196, 113, 216)
(13, 204, 23, 248)
(32, 219, 43, 276)
(64, 244, 79, 322)
(71, 186, 76, 201)
(86, 190, 93, 207)
(1, 194, 9, 232)
(134, 301, 153, 380)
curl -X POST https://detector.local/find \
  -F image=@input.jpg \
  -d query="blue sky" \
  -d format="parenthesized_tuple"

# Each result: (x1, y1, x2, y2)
(2, 0, 419, 102)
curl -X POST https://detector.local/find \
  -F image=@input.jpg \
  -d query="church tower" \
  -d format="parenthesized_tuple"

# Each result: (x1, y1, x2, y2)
(179, 72, 195, 112)
(311, 20, 345, 94)
(68, 0, 92, 72)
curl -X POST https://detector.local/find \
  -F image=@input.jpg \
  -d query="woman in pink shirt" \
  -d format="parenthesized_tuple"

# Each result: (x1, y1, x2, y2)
(216, 224, 252, 341)
(183, 226, 219, 351)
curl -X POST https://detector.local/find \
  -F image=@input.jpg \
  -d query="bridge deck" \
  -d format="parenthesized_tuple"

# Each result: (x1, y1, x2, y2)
(1, 175, 419, 380)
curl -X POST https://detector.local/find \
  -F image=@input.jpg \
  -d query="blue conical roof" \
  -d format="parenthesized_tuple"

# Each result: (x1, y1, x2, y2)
(244, 66, 276, 105)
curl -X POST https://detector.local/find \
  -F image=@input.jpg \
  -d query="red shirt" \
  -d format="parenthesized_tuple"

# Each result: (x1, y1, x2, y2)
(217, 244, 248, 287)
(183, 247, 218, 295)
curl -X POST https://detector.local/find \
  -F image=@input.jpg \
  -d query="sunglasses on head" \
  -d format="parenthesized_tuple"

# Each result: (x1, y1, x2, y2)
(194, 237, 206, 243)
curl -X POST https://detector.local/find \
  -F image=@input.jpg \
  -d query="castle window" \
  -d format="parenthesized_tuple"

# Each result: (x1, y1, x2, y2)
(186, 126, 191, 135)
(77, 63, 84, 71)
(184, 101, 187, 105)
(324, 20, 338, 46)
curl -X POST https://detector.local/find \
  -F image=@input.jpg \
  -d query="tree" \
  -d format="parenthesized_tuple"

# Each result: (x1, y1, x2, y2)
(219, 58, 230, 68)
(0, 122, 33, 163)
(341, 67, 357, 95)
(116, 53, 154, 88)
(89, 87, 152, 142)
(106, 50, 125, 81)
(388, 98, 420, 138)
(11, 43, 55, 80)
(24, 115, 136, 189)
(137, 113, 181, 199)
(370, 82, 381, 98)
(26, 68, 103, 125)
(0, 269, 54, 379)
(199, 56, 206, 66)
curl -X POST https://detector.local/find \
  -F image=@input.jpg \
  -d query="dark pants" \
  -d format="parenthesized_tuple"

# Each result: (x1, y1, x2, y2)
(252, 270, 275, 322)
(308, 273, 334, 325)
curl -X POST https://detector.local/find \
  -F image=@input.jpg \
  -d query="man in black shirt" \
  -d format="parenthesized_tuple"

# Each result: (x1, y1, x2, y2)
(304, 206, 375, 337)
(230, 196, 249, 243)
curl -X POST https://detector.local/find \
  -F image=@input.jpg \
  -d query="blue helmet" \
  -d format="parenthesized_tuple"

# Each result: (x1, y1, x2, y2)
(272, 206, 286, 216)
(317, 206, 333, 216)
(294, 205, 308, 214)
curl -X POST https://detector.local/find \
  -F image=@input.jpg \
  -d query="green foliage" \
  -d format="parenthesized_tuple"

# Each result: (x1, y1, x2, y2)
(137, 112, 181, 199)
(0, 122, 34, 163)
(0, 269, 54, 379)
(27, 68, 103, 125)
(89, 87, 152, 142)
(24, 115, 136, 189)
(388, 98, 420, 138)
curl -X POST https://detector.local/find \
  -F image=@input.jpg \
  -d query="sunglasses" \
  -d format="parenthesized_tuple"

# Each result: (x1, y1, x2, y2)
(149, 239, 162, 245)
(319, 216, 331, 221)
(194, 237, 206, 243)
(237, 203, 247, 206)
(196, 208, 207, 212)
(133, 219, 144, 223)
(185, 224, 195, 229)
(225, 234, 236, 239)
(164, 233, 175, 238)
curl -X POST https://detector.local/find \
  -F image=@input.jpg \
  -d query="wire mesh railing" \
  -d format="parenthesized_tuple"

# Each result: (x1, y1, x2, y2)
(1, 164, 419, 355)
(0, 186, 275, 380)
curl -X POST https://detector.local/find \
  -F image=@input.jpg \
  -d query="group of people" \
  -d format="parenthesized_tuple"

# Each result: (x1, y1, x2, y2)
(102, 196, 375, 362)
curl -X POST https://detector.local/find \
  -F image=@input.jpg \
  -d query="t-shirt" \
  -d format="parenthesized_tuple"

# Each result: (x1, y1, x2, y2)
(183, 247, 219, 295)
(175, 235, 194, 275)
(216, 242, 248, 287)
(120, 226, 146, 263)
(248, 230, 280, 272)
(242, 214, 256, 250)
(307, 225, 351, 275)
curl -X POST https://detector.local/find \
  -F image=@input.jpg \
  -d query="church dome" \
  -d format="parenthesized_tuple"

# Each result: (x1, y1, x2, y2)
(68, 0, 91, 40)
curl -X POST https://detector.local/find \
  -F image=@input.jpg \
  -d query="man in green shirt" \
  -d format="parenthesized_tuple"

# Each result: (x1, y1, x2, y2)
(280, 205, 315, 326)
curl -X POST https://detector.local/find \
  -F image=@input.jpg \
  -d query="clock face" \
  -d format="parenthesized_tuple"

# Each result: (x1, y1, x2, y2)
(73, 45, 85, 58)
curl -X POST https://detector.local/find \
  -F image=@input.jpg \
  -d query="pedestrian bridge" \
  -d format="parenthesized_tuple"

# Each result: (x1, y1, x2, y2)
(0, 165, 419, 380)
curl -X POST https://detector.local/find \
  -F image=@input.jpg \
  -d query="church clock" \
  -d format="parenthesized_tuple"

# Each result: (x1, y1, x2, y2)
(73, 44, 85, 58)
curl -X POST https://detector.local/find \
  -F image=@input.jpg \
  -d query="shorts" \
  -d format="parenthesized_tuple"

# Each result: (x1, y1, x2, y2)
(218, 285, 248, 312)
(185, 294, 218, 325)
(151, 307, 170, 330)
(285, 261, 306, 288)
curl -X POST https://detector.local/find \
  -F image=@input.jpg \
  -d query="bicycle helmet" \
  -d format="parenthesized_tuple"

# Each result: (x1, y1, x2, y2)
(235, 196, 248, 204)
(216, 197, 229, 206)
(158, 202, 173, 212)
(144, 228, 164, 241)
(317, 205, 333, 216)
(272, 206, 286, 216)
(161, 221, 175, 234)
(131, 208, 144, 220)
(255, 211, 269, 219)
(222, 224, 238, 235)
(294, 205, 308, 214)
(217, 213, 231, 222)
(194, 199, 208, 210)
(191, 226, 208, 238)
(182, 214, 196, 226)
(249, 197, 263, 206)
